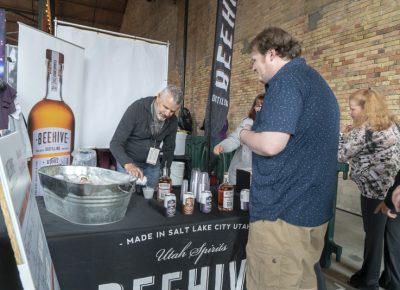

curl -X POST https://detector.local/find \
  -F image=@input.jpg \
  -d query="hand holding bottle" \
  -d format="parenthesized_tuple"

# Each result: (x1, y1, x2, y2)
(124, 163, 144, 179)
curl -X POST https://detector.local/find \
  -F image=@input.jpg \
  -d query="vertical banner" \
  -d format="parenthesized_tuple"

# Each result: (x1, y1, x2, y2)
(204, 0, 237, 159)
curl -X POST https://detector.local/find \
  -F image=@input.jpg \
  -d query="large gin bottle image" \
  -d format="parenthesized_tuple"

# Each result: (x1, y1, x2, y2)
(28, 49, 75, 196)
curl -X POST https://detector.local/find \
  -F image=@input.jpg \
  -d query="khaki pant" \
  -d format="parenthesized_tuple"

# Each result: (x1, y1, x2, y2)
(246, 219, 328, 290)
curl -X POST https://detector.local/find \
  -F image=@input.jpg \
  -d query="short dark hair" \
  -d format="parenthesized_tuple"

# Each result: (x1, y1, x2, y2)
(250, 27, 302, 59)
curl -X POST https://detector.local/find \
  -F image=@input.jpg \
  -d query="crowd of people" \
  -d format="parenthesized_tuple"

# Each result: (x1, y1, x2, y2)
(111, 27, 400, 290)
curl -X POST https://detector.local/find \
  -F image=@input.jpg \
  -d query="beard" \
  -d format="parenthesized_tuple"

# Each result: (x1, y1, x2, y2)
(157, 112, 167, 121)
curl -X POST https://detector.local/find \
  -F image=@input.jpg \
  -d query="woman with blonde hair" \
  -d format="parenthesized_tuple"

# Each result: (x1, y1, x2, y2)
(338, 88, 400, 290)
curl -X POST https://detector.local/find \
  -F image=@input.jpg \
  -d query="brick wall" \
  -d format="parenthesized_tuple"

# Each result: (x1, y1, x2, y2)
(121, 0, 400, 134)
(120, 0, 185, 90)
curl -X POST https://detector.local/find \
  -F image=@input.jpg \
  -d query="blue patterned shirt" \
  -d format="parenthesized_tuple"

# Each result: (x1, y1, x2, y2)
(250, 57, 340, 227)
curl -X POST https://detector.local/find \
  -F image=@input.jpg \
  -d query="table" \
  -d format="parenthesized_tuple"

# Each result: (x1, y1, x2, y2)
(38, 190, 249, 290)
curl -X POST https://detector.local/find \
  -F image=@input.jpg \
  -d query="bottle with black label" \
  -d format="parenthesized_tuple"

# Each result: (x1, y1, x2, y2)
(157, 162, 172, 202)
(28, 49, 75, 196)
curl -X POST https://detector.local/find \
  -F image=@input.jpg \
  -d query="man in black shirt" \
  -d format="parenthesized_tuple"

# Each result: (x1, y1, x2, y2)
(110, 85, 183, 187)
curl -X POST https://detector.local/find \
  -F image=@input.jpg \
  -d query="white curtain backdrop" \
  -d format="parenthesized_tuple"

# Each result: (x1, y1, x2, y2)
(55, 24, 169, 148)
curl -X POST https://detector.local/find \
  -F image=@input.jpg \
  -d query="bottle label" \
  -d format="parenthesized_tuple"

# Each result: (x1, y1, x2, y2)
(158, 183, 170, 200)
(223, 190, 234, 209)
(31, 127, 72, 196)
(240, 189, 250, 202)
(31, 155, 70, 196)
(32, 127, 72, 155)
(164, 194, 176, 217)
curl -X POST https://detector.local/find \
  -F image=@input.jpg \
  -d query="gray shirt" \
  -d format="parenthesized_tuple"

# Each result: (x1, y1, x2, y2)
(218, 117, 253, 184)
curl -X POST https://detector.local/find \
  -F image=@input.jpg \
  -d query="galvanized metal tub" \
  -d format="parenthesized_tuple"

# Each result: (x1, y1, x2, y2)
(38, 165, 137, 225)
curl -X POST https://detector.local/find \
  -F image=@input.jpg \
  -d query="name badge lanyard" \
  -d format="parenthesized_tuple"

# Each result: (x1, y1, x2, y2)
(150, 101, 165, 147)
(147, 101, 164, 165)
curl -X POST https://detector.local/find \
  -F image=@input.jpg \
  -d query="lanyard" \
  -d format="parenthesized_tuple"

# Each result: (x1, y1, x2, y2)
(150, 99, 165, 147)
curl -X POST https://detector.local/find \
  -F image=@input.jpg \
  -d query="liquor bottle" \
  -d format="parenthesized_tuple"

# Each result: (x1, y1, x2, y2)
(28, 49, 75, 196)
(218, 173, 234, 211)
(157, 162, 172, 202)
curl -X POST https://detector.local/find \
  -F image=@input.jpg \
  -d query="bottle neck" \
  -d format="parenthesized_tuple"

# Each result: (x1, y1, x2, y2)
(223, 174, 229, 184)
(163, 167, 169, 177)
(45, 56, 64, 101)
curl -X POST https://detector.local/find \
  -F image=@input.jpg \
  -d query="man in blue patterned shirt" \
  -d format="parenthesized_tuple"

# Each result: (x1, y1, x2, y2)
(240, 27, 340, 290)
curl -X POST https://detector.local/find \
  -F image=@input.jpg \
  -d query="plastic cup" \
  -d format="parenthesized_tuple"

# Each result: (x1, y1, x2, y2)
(142, 187, 154, 199)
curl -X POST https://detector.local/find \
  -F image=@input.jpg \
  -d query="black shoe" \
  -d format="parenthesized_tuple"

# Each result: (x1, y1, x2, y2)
(379, 277, 388, 289)
(378, 274, 395, 290)
(348, 273, 365, 288)
(348, 276, 379, 290)
(348, 278, 363, 289)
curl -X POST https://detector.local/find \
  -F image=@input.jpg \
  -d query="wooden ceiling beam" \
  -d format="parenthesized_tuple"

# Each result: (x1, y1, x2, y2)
(56, 15, 120, 32)
(58, 0, 125, 14)
(8, 11, 36, 23)
(0, 5, 36, 16)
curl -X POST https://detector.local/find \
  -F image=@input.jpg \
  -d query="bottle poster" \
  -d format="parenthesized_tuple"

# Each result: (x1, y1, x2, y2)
(28, 49, 75, 196)
(0, 131, 60, 290)
(16, 23, 84, 177)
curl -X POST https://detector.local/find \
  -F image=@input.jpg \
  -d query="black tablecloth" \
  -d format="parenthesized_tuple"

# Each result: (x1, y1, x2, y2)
(37, 190, 249, 290)
(0, 210, 23, 290)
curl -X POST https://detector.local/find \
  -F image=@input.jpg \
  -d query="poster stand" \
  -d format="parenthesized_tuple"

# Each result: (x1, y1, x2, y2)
(0, 132, 60, 290)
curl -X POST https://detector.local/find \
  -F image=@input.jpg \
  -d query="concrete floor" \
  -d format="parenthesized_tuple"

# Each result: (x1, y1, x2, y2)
(322, 209, 385, 290)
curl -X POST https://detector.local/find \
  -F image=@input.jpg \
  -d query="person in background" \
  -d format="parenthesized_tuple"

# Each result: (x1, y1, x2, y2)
(240, 27, 340, 290)
(375, 169, 400, 290)
(213, 93, 264, 185)
(110, 85, 183, 188)
(376, 171, 400, 217)
(338, 88, 400, 290)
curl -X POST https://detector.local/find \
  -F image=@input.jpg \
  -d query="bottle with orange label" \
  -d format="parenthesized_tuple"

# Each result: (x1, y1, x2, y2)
(28, 49, 75, 196)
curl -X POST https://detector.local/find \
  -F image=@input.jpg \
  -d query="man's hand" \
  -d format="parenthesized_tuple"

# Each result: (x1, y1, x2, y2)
(213, 144, 224, 155)
(375, 201, 397, 219)
(239, 125, 252, 143)
(124, 163, 144, 179)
